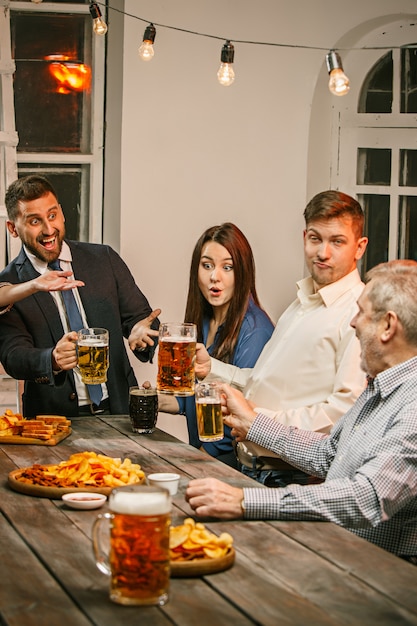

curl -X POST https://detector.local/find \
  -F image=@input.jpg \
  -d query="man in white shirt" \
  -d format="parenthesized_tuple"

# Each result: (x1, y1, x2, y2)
(195, 190, 368, 486)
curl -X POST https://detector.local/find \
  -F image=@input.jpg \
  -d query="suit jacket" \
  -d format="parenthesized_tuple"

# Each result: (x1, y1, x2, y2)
(0, 241, 159, 417)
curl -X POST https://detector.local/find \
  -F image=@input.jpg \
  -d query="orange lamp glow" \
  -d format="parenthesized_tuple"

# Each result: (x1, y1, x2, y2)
(46, 56, 92, 93)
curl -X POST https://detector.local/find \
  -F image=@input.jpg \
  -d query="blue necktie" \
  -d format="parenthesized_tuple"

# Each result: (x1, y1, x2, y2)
(48, 260, 103, 406)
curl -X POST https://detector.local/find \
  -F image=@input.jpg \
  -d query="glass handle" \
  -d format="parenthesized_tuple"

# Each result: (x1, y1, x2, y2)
(92, 512, 113, 575)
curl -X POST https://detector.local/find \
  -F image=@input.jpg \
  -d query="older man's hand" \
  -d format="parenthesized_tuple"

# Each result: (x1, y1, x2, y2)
(186, 477, 244, 519)
(219, 383, 257, 442)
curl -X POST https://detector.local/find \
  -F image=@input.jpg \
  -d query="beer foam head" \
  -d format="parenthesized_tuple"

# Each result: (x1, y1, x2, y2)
(161, 335, 195, 343)
(111, 489, 171, 515)
(130, 387, 156, 397)
(78, 338, 107, 347)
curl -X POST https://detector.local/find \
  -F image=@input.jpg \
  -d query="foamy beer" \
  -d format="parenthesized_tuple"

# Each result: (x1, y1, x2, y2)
(157, 322, 197, 396)
(92, 484, 171, 606)
(77, 327, 109, 384)
(195, 381, 224, 442)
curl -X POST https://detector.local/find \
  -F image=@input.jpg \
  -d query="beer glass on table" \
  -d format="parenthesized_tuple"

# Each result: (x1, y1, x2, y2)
(77, 327, 109, 384)
(92, 484, 171, 606)
(156, 322, 197, 396)
(195, 381, 224, 442)
(129, 386, 158, 433)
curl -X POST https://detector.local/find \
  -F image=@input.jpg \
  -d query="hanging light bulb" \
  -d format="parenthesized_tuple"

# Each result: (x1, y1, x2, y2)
(325, 51, 350, 96)
(89, 2, 108, 36)
(138, 24, 157, 61)
(217, 41, 235, 87)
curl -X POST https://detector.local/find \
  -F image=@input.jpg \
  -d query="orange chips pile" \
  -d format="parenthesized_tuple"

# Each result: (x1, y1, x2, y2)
(170, 517, 233, 561)
(0, 409, 24, 436)
(18, 451, 145, 488)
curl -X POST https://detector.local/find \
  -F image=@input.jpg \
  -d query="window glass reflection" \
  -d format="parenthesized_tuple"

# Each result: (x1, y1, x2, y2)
(357, 148, 391, 185)
(360, 194, 390, 273)
(401, 47, 417, 113)
(399, 149, 417, 186)
(399, 196, 417, 260)
(358, 52, 393, 113)
(11, 12, 92, 153)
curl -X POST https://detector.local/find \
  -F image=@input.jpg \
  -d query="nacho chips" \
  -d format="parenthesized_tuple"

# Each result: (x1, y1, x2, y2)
(170, 518, 233, 561)
(16, 451, 145, 489)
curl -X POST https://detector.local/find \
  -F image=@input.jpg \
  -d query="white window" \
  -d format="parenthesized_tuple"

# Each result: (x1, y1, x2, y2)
(333, 22, 417, 274)
(1, 0, 105, 264)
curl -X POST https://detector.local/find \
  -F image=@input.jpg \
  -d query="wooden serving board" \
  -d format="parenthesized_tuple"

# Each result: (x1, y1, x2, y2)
(0, 429, 71, 446)
(170, 548, 235, 577)
(8, 468, 113, 499)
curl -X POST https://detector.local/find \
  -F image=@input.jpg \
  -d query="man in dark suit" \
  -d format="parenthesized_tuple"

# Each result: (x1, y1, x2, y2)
(0, 175, 160, 417)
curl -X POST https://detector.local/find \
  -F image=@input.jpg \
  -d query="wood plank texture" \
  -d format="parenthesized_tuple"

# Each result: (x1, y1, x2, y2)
(0, 416, 416, 626)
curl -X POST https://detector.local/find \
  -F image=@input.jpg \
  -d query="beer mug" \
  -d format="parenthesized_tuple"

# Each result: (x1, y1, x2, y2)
(129, 386, 158, 433)
(195, 381, 224, 442)
(77, 327, 109, 385)
(92, 484, 171, 606)
(156, 322, 197, 396)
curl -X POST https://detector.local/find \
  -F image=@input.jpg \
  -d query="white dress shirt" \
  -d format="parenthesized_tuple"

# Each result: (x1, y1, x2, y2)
(208, 269, 367, 462)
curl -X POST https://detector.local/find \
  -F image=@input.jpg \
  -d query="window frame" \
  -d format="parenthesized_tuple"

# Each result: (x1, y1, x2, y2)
(330, 36, 417, 273)
(9, 1, 105, 252)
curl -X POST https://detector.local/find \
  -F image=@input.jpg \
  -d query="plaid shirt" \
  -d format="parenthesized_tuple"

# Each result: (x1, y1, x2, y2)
(243, 357, 417, 556)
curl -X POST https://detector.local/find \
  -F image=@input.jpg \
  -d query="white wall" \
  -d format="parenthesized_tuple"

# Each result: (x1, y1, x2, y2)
(105, 0, 417, 439)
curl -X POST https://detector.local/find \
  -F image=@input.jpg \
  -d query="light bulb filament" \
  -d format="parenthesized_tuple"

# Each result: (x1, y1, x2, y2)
(139, 41, 155, 61)
(328, 69, 350, 96)
(217, 63, 235, 87)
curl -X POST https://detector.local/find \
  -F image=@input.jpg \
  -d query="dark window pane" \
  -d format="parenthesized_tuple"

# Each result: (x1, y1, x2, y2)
(11, 12, 92, 153)
(357, 148, 391, 185)
(17, 164, 90, 241)
(399, 196, 417, 260)
(358, 52, 393, 113)
(399, 149, 417, 186)
(401, 47, 417, 113)
(360, 194, 390, 274)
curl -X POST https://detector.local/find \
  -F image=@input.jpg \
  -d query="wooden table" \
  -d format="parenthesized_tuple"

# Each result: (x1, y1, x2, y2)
(0, 416, 416, 626)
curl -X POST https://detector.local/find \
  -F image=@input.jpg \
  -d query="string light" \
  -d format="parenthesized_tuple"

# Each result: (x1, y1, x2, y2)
(217, 41, 235, 87)
(89, 2, 108, 36)
(28, 3, 417, 95)
(138, 24, 156, 61)
(325, 51, 350, 96)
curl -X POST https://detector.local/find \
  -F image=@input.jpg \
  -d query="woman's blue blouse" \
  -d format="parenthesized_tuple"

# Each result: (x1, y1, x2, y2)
(176, 298, 274, 456)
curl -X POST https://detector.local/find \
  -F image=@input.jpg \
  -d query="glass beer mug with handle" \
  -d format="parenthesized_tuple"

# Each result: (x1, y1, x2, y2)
(92, 484, 171, 606)
(77, 327, 109, 384)
(195, 381, 224, 442)
(157, 322, 197, 396)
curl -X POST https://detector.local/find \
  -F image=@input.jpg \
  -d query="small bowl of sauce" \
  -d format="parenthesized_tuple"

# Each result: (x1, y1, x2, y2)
(62, 492, 107, 510)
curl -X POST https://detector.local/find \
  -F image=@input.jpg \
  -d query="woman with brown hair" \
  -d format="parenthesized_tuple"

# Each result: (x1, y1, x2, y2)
(160, 222, 274, 467)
